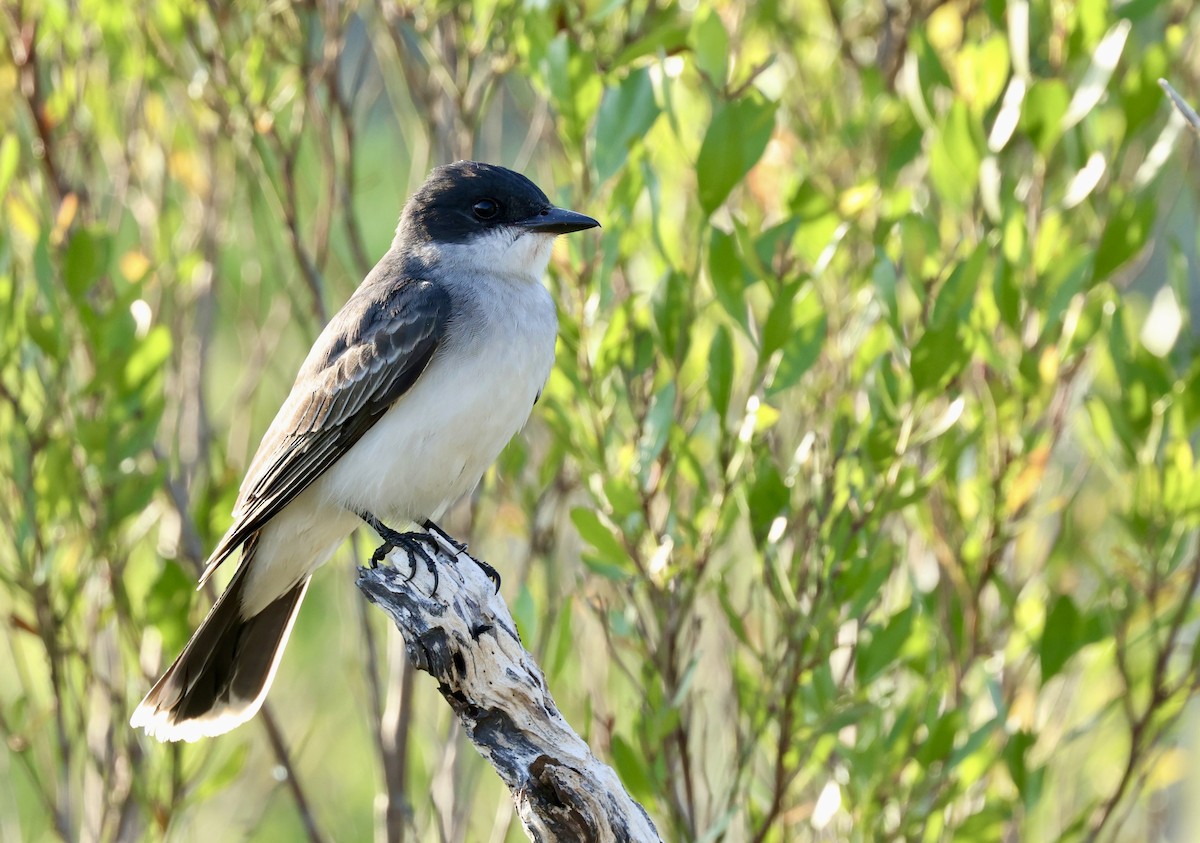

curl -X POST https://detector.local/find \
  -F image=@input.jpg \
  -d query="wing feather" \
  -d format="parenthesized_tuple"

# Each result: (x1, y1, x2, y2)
(199, 276, 451, 585)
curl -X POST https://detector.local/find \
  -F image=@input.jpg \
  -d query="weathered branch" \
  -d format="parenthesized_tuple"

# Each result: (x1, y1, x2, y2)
(356, 538, 661, 843)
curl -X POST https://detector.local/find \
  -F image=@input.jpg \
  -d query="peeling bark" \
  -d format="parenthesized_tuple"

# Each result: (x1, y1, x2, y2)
(356, 538, 661, 843)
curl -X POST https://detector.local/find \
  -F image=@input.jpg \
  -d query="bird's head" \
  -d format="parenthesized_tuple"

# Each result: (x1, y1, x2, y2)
(396, 161, 599, 282)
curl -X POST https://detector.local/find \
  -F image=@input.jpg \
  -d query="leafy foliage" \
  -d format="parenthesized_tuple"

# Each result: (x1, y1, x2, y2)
(2, 1, 1200, 841)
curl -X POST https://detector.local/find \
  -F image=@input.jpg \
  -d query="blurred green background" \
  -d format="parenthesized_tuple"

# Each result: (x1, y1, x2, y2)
(3, 0, 1200, 840)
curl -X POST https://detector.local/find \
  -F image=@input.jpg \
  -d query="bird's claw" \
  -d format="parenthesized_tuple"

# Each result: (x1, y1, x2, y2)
(472, 556, 502, 592)
(362, 513, 501, 594)
(368, 532, 441, 587)
(423, 519, 501, 592)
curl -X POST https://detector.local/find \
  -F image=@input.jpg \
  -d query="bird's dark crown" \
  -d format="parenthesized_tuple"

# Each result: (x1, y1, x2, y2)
(399, 161, 553, 245)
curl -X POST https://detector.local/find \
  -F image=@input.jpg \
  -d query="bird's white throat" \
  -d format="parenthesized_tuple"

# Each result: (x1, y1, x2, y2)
(419, 228, 556, 285)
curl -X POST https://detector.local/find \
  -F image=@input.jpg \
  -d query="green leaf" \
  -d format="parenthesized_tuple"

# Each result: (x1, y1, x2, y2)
(768, 287, 826, 395)
(637, 381, 676, 476)
(603, 476, 643, 522)
(586, 0, 625, 23)
(594, 67, 661, 182)
(1120, 43, 1169, 135)
(898, 29, 950, 128)
(145, 560, 195, 653)
(1020, 80, 1070, 155)
(653, 270, 689, 361)
(761, 281, 796, 359)
(911, 321, 970, 396)
(1094, 199, 1154, 282)
(929, 101, 982, 207)
(697, 93, 777, 215)
(581, 556, 632, 582)
(1004, 730, 1036, 798)
(872, 251, 899, 332)
(916, 709, 964, 767)
(612, 21, 690, 69)
(910, 29, 953, 93)
(109, 452, 162, 521)
(541, 34, 604, 146)
(839, 551, 894, 617)
(717, 581, 750, 646)
(956, 35, 1010, 113)
(548, 598, 575, 678)
(709, 325, 734, 421)
(748, 460, 788, 545)
(123, 325, 172, 392)
(64, 228, 111, 300)
(993, 259, 1021, 330)
(754, 218, 800, 270)
(690, 8, 728, 87)
(594, 300, 632, 377)
(512, 585, 538, 645)
(610, 734, 655, 800)
(909, 251, 983, 397)
(195, 744, 250, 799)
(930, 244, 986, 328)
(857, 605, 915, 684)
(1042, 256, 1091, 335)
(570, 508, 632, 574)
(898, 213, 939, 282)
(1061, 20, 1131, 130)
(26, 313, 62, 360)
(1039, 594, 1081, 684)
(708, 228, 751, 329)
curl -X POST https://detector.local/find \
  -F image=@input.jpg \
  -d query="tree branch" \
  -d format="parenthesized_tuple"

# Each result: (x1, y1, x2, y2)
(356, 542, 661, 843)
(1160, 78, 1200, 134)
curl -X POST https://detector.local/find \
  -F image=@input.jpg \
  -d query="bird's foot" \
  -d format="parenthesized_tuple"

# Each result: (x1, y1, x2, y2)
(357, 512, 499, 594)
(422, 519, 467, 553)
(423, 519, 502, 592)
(360, 512, 443, 591)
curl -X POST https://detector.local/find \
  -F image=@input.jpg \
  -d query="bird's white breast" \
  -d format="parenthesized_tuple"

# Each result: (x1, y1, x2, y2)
(317, 265, 558, 522)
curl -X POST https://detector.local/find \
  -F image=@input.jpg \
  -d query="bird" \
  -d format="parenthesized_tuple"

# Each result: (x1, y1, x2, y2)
(131, 161, 599, 742)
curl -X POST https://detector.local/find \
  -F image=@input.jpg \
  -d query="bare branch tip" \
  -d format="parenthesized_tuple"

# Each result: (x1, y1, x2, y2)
(1159, 78, 1200, 133)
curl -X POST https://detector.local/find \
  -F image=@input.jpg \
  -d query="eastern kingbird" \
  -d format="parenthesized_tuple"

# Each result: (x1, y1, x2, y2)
(131, 161, 599, 742)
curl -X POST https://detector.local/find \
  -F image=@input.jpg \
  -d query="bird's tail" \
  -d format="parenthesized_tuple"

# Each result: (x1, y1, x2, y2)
(130, 543, 310, 743)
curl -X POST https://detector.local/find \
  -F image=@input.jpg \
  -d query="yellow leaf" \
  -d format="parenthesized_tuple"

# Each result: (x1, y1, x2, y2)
(1039, 345, 1059, 383)
(51, 192, 78, 245)
(5, 195, 39, 241)
(254, 111, 275, 135)
(120, 251, 152, 282)
(1008, 686, 1036, 730)
(1147, 747, 1188, 792)
(838, 182, 878, 218)
(755, 402, 781, 432)
(169, 150, 209, 194)
(1006, 445, 1050, 516)
(143, 93, 166, 132)
(0, 64, 16, 97)
(928, 5, 963, 52)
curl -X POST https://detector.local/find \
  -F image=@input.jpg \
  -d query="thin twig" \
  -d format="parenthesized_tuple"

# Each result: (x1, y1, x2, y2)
(1159, 79, 1200, 134)
(328, 12, 374, 277)
(260, 710, 330, 843)
(355, 534, 416, 843)
(1084, 540, 1200, 841)
(5, 10, 70, 204)
(381, 641, 417, 843)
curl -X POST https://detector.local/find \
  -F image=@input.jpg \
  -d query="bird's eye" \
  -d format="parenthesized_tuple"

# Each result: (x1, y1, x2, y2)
(472, 199, 499, 220)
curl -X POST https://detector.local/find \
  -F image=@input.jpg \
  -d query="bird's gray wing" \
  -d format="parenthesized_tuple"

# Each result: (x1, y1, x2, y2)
(198, 277, 451, 585)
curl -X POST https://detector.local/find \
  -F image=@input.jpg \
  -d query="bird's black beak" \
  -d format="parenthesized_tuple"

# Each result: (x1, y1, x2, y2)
(517, 207, 601, 235)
